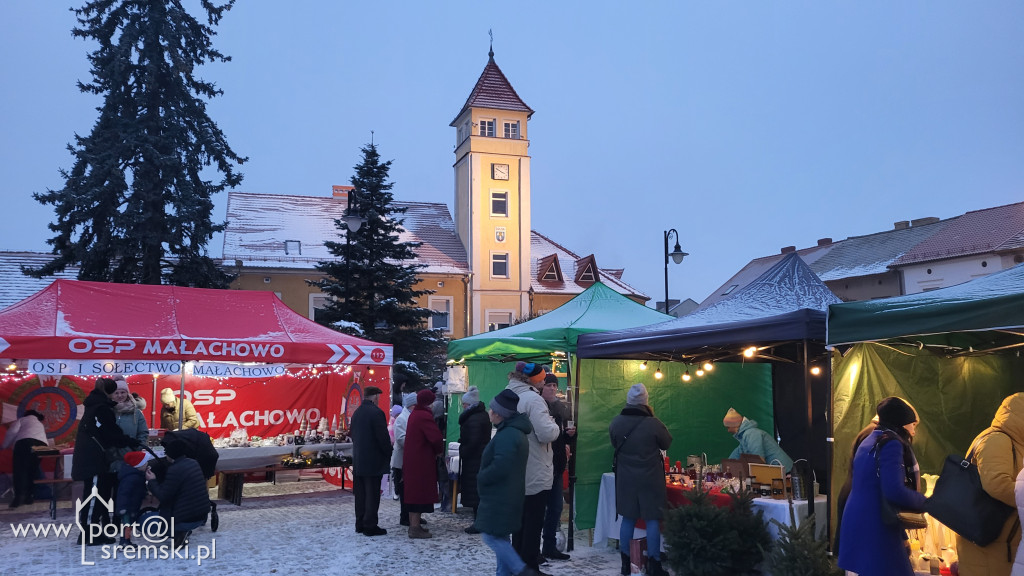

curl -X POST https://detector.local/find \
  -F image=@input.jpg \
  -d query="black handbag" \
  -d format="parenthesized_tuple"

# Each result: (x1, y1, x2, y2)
(924, 435, 1015, 547)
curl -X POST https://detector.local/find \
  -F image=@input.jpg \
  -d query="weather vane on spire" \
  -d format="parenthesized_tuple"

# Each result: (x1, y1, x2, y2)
(488, 29, 494, 59)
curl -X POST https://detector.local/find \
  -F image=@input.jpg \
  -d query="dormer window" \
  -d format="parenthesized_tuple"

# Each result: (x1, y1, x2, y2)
(574, 255, 600, 287)
(284, 240, 301, 255)
(537, 254, 563, 283)
(479, 119, 495, 137)
(504, 121, 520, 139)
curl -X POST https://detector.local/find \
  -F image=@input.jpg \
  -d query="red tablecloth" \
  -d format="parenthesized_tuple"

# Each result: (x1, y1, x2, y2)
(634, 484, 733, 529)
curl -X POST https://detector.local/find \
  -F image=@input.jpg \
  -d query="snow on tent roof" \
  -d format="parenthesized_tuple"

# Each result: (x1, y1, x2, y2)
(577, 252, 842, 359)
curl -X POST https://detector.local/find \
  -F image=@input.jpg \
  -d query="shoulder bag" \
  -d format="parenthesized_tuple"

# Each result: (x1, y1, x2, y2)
(612, 418, 645, 475)
(924, 432, 1015, 546)
(871, 432, 929, 531)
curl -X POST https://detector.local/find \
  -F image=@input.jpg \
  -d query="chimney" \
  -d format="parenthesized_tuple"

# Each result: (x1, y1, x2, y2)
(817, 238, 833, 246)
(780, 246, 796, 254)
(893, 221, 910, 230)
(911, 217, 940, 226)
(332, 185, 354, 201)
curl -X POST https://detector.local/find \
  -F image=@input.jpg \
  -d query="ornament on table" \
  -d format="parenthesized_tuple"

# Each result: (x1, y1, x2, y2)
(318, 417, 328, 433)
(331, 415, 338, 434)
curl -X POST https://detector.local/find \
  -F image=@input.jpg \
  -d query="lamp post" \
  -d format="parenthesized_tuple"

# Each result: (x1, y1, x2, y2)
(342, 191, 367, 309)
(664, 229, 688, 314)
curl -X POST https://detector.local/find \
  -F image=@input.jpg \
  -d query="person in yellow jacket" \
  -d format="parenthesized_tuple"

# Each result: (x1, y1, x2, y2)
(957, 392, 1024, 576)
(159, 388, 200, 430)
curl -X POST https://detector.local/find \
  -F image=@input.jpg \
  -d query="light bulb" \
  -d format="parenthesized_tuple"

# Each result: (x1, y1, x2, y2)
(654, 369, 663, 380)
(639, 361, 648, 371)
(810, 366, 821, 376)
(743, 347, 757, 358)
(696, 369, 705, 377)
(703, 362, 714, 372)
(682, 371, 691, 382)
(6, 363, 16, 372)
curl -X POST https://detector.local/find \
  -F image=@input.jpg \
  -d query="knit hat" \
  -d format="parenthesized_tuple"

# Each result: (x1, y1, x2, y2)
(124, 451, 154, 469)
(113, 374, 129, 391)
(402, 392, 417, 409)
(365, 386, 383, 398)
(133, 393, 147, 412)
(462, 386, 480, 407)
(490, 389, 520, 419)
(160, 388, 176, 405)
(626, 383, 649, 406)
(723, 408, 743, 428)
(416, 388, 436, 408)
(516, 361, 546, 385)
(544, 373, 559, 385)
(876, 397, 917, 428)
(390, 405, 403, 418)
(163, 439, 186, 460)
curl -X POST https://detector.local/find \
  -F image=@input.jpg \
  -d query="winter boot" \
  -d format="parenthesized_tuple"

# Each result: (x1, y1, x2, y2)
(648, 557, 669, 576)
(620, 552, 631, 575)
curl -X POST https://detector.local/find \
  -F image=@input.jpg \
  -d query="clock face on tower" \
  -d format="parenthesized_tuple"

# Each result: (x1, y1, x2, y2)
(492, 163, 510, 180)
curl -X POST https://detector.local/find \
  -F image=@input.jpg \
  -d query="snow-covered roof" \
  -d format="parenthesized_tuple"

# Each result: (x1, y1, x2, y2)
(0, 251, 78, 310)
(222, 192, 469, 274)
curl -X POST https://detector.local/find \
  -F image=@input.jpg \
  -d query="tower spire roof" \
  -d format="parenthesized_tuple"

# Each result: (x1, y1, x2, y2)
(450, 50, 534, 126)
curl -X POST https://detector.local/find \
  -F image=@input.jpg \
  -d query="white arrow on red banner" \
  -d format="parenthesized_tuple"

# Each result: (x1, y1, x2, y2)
(325, 344, 364, 364)
(0, 337, 8, 356)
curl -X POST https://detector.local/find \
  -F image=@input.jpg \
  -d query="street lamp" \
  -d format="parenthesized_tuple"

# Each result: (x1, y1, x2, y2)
(343, 191, 367, 306)
(664, 229, 688, 315)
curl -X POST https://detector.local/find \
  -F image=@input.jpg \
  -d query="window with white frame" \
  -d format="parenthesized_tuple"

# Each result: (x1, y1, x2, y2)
(503, 121, 520, 139)
(486, 311, 513, 332)
(491, 253, 510, 278)
(479, 119, 495, 137)
(309, 294, 331, 322)
(284, 240, 301, 255)
(491, 191, 508, 216)
(428, 296, 453, 333)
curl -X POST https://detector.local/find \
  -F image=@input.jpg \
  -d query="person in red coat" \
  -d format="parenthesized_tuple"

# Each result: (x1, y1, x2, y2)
(403, 388, 444, 539)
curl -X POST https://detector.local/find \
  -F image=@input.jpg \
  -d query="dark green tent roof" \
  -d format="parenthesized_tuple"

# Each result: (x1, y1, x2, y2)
(827, 263, 1024, 347)
(447, 282, 670, 361)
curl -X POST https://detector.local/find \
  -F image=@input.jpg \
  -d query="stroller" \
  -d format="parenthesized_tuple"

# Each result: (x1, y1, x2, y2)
(145, 429, 220, 532)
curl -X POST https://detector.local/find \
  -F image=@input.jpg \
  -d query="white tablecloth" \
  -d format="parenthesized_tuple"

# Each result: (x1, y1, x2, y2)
(593, 473, 827, 547)
(215, 442, 352, 472)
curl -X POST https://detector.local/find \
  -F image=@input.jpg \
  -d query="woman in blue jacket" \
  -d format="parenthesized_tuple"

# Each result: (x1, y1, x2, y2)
(838, 397, 927, 576)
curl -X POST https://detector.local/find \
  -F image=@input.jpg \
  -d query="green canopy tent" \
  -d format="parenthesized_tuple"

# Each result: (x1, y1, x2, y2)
(827, 263, 1024, 535)
(446, 281, 670, 548)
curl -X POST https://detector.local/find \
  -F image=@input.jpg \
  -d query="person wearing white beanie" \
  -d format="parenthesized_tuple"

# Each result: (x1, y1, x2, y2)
(609, 383, 673, 576)
(390, 391, 426, 527)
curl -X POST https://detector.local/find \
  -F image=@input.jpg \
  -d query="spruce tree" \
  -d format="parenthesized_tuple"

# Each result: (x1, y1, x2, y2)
(25, 0, 244, 287)
(313, 143, 446, 374)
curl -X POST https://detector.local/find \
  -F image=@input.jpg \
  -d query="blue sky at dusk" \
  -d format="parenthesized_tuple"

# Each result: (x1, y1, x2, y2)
(1, 2, 1022, 305)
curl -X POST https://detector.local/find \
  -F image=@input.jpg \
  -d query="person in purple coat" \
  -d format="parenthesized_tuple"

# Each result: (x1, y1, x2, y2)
(838, 397, 928, 576)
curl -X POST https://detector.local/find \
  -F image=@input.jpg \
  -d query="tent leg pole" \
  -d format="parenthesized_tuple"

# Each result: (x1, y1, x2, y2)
(178, 361, 187, 430)
(567, 353, 580, 553)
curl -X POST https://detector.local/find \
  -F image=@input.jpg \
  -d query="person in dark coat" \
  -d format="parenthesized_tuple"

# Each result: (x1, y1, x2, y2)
(72, 377, 136, 546)
(145, 438, 210, 548)
(541, 373, 575, 561)
(349, 386, 392, 537)
(476, 389, 545, 576)
(609, 383, 672, 576)
(458, 386, 491, 534)
(838, 397, 927, 576)
(117, 450, 154, 547)
(404, 388, 444, 539)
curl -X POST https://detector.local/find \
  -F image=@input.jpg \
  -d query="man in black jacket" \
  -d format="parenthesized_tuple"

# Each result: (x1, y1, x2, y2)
(350, 386, 392, 537)
(145, 438, 210, 548)
(72, 377, 136, 545)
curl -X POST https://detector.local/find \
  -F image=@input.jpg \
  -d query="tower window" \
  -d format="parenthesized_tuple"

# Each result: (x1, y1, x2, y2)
(491, 253, 510, 278)
(491, 192, 508, 216)
(504, 121, 520, 139)
(479, 119, 495, 137)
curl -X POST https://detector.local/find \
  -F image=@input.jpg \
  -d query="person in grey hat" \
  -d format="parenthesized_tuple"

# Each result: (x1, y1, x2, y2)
(609, 383, 672, 576)
(458, 386, 491, 533)
(350, 386, 392, 537)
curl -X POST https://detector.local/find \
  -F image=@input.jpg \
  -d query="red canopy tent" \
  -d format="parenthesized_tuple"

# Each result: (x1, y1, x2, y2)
(0, 280, 392, 446)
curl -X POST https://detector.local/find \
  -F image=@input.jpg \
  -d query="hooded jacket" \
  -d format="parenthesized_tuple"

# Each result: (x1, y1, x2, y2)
(72, 388, 134, 481)
(958, 393, 1024, 576)
(161, 396, 200, 430)
(475, 411, 533, 536)
(506, 372, 560, 496)
(609, 404, 673, 520)
(458, 401, 492, 509)
(729, 417, 794, 472)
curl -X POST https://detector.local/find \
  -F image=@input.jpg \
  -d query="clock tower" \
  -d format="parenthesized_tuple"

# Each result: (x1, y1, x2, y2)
(451, 48, 534, 335)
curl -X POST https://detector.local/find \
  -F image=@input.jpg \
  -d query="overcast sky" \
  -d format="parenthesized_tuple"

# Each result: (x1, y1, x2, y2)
(2, 2, 1022, 305)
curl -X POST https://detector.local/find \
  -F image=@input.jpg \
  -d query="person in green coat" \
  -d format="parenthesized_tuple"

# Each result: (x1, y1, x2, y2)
(474, 389, 545, 576)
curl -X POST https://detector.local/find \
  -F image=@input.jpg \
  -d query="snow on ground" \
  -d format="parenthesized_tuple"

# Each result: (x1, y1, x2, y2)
(0, 479, 626, 575)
